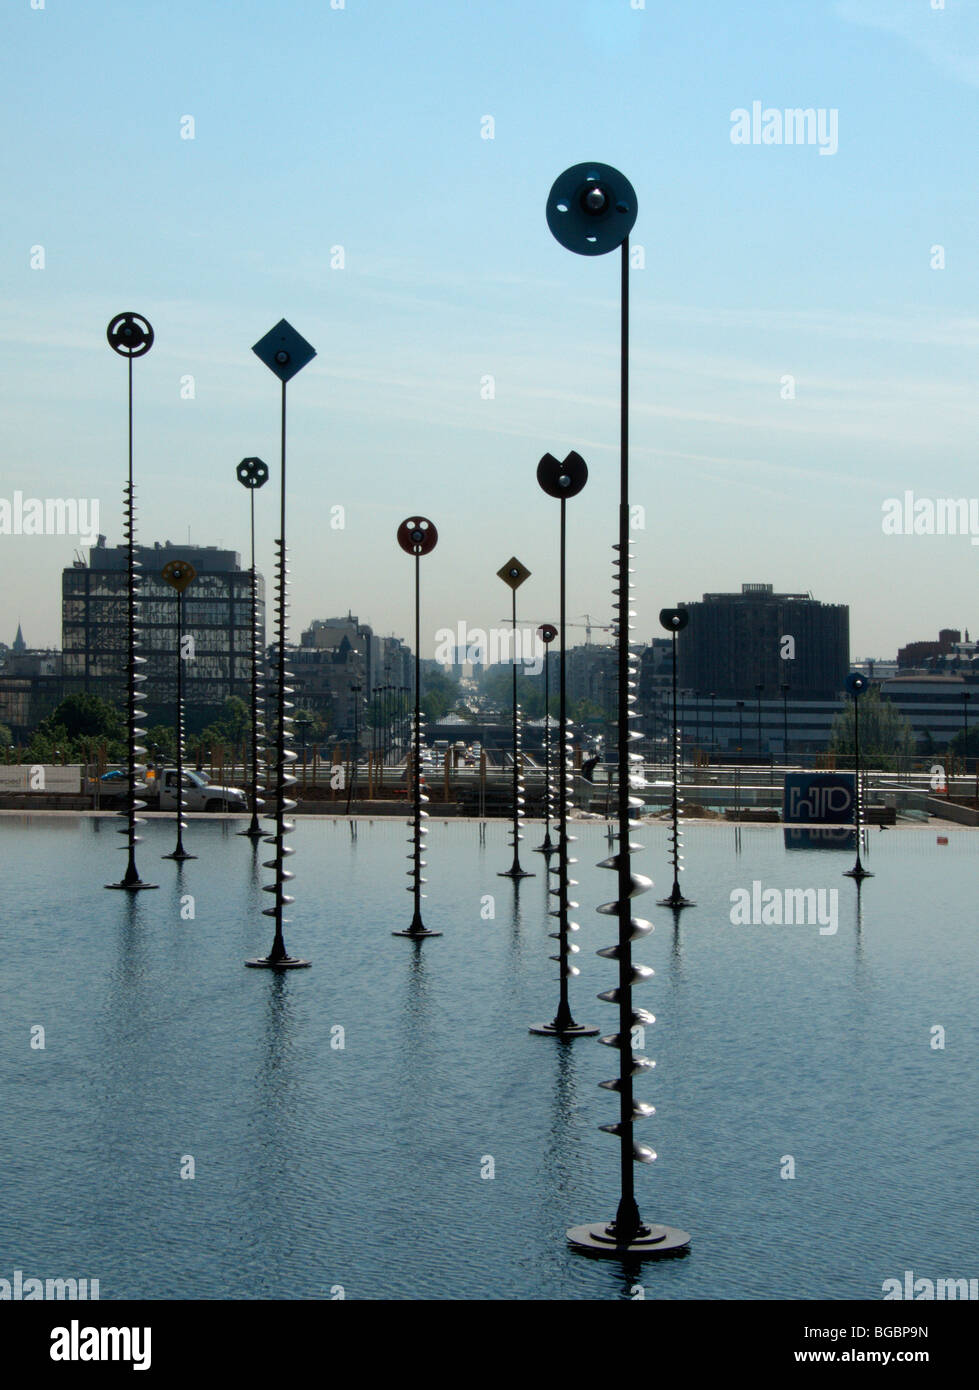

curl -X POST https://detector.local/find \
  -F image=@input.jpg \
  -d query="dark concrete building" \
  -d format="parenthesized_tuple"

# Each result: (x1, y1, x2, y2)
(62, 538, 264, 724)
(676, 582, 849, 701)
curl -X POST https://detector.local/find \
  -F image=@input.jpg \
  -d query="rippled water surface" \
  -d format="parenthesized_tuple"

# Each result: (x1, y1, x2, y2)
(1, 813, 975, 1300)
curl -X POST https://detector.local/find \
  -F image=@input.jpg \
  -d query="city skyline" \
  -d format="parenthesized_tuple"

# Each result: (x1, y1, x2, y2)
(2, 1, 978, 657)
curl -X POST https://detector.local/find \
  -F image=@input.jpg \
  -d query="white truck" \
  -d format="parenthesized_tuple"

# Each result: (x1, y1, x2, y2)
(98, 767, 248, 813)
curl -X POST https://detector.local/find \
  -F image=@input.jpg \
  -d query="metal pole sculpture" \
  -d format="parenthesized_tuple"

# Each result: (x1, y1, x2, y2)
(534, 623, 559, 857)
(498, 557, 534, 880)
(546, 163, 689, 1255)
(658, 609, 694, 909)
(530, 451, 597, 1038)
(246, 319, 316, 970)
(781, 682, 790, 767)
(393, 517, 442, 940)
(236, 456, 269, 839)
(755, 683, 764, 760)
(346, 683, 362, 815)
(161, 559, 197, 862)
(843, 671, 873, 881)
(105, 312, 158, 892)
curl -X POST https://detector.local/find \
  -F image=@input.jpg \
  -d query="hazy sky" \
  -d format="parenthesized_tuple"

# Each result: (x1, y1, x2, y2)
(2, 0, 977, 658)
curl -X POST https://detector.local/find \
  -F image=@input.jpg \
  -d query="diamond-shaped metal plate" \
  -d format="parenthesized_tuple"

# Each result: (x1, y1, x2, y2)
(252, 319, 316, 382)
(497, 557, 531, 590)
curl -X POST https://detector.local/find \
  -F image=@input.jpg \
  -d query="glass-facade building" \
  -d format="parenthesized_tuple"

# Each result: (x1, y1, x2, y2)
(62, 540, 265, 723)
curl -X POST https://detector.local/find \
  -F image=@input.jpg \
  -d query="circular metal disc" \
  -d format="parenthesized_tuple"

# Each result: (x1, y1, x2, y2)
(546, 163, 638, 256)
(106, 312, 154, 358)
(397, 516, 438, 556)
(659, 607, 689, 633)
(845, 671, 869, 696)
(161, 559, 197, 593)
(538, 623, 558, 644)
(537, 450, 588, 499)
(236, 456, 269, 489)
(567, 1222, 691, 1259)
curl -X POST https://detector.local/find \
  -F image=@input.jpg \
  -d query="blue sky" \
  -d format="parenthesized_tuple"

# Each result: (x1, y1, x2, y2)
(1, 0, 977, 657)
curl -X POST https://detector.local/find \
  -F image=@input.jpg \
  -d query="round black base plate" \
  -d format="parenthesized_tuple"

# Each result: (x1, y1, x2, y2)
(529, 1021, 600, 1037)
(392, 928, 443, 938)
(245, 956, 311, 969)
(567, 1222, 691, 1259)
(105, 881, 159, 891)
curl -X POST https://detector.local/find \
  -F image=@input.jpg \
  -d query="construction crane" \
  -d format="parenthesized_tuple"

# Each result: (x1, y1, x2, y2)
(575, 614, 613, 645)
(500, 618, 613, 646)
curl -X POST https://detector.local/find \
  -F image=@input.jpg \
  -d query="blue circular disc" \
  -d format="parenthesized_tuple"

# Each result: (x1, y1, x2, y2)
(546, 163, 638, 256)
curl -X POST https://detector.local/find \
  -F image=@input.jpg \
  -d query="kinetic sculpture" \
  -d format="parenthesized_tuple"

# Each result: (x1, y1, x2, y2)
(530, 451, 597, 1038)
(534, 623, 558, 857)
(843, 671, 873, 881)
(393, 516, 442, 940)
(497, 558, 534, 881)
(104, 312, 158, 892)
(657, 608, 694, 908)
(545, 164, 690, 1255)
(160, 559, 197, 863)
(236, 456, 269, 840)
(245, 320, 315, 970)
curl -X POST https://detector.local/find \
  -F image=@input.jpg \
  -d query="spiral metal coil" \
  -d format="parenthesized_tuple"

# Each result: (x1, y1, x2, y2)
(592, 540, 659, 1232)
(405, 710, 430, 926)
(258, 537, 301, 961)
(120, 487, 149, 849)
(107, 480, 156, 889)
(539, 714, 557, 850)
(245, 569, 266, 834)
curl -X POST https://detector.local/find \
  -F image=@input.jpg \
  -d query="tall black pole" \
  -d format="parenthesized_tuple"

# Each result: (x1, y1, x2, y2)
(246, 318, 316, 968)
(844, 671, 873, 880)
(394, 517, 441, 939)
(535, 631, 556, 855)
(531, 453, 595, 1037)
(248, 489, 260, 830)
(658, 612, 692, 908)
(162, 562, 196, 862)
(105, 312, 157, 892)
(547, 164, 688, 1256)
(756, 684, 763, 759)
(498, 557, 533, 880)
(236, 457, 269, 838)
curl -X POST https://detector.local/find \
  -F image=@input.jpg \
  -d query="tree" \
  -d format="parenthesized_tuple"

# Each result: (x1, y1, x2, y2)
(949, 726, 979, 758)
(215, 696, 250, 749)
(828, 687, 917, 769)
(144, 724, 177, 760)
(570, 697, 608, 726)
(36, 692, 123, 744)
(0, 722, 12, 754)
(420, 668, 461, 720)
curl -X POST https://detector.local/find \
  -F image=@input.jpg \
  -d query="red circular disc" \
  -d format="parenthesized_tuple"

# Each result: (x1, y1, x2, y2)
(397, 516, 438, 555)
